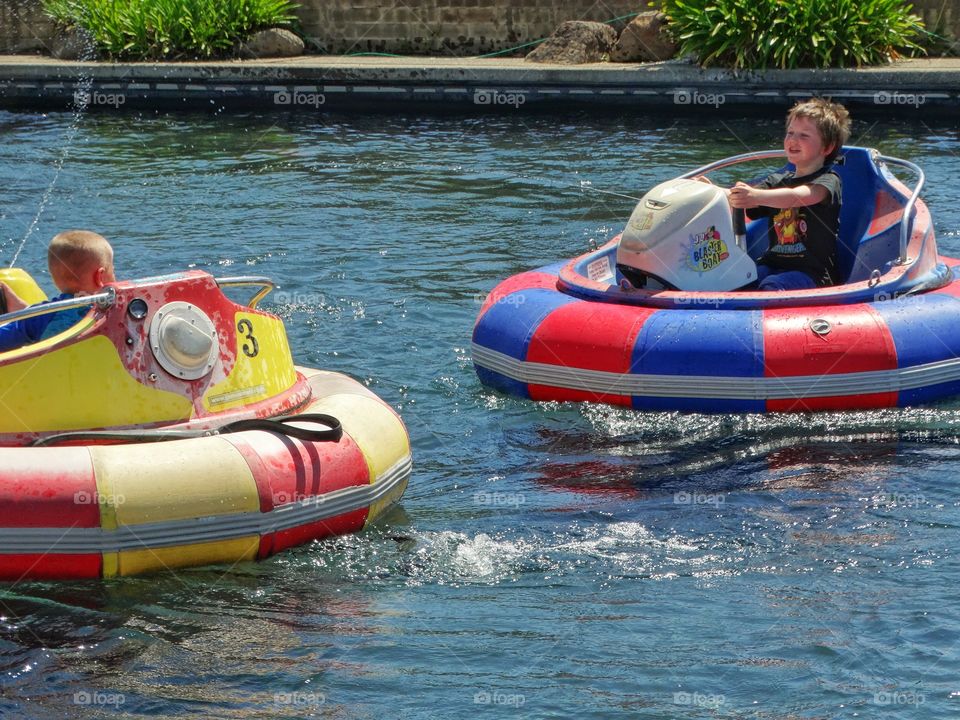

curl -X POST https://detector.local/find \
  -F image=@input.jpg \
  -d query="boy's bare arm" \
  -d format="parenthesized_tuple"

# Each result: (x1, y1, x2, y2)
(728, 181, 829, 210)
(0, 282, 28, 313)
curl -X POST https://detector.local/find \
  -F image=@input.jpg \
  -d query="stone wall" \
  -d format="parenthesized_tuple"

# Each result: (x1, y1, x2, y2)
(0, 0, 56, 53)
(911, 0, 959, 51)
(294, 0, 958, 55)
(293, 0, 639, 55)
(1, 0, 956, 56)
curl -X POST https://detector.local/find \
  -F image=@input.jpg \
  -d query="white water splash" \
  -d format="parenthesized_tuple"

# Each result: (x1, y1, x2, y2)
(8, 37, 97, 267)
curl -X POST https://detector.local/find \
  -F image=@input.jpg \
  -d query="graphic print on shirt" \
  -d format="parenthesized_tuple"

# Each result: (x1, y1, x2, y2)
(771, 207, 808, 254)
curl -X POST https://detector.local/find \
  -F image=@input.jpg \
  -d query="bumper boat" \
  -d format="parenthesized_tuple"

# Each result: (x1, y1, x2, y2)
(473, 147, 960, 413)
(0, 270, 410, 580)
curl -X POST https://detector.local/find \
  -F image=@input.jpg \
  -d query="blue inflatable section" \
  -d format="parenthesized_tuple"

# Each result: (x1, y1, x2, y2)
(631, 307, 766, 413)
(474, 366, 529, 400)
(871, 292, 960, 407)
(535, 260, 567, 277)
(473, 287, 579, 400)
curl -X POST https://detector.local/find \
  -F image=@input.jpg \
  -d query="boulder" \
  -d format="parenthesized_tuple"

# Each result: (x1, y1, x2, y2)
(526, 21, 617, 64)
(50, 27, 97, 61)
(239, 28, 304, 58)
(611, 12, 677, 63)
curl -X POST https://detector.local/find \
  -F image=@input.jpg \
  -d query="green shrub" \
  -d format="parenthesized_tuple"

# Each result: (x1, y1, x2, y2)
(43, 0, 299, 59)
(661, 0, 925, 69)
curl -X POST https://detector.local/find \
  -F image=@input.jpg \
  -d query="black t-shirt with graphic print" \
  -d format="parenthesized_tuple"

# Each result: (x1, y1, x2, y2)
(745, 166, 842, 287)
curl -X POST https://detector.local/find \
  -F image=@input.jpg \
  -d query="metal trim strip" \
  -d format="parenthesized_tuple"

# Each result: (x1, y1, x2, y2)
(472, 343, 960, 400)
(0, 454, 411, 555)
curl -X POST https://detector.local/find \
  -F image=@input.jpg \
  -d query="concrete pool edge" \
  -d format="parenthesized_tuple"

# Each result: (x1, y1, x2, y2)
(1, 55, 958, 113)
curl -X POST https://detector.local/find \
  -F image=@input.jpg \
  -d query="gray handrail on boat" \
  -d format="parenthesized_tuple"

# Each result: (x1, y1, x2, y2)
(680, 148, 926, 266)
(0, 289, 115, 327)
(214, 276, 275, 308)
(876, 154, 925, 265)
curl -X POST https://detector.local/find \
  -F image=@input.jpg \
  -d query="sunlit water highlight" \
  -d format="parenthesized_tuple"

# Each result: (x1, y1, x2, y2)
(0, 109, 959, 718)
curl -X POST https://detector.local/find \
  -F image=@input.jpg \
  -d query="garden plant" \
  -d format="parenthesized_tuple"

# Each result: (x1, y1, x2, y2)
(43, 0, 299, 59)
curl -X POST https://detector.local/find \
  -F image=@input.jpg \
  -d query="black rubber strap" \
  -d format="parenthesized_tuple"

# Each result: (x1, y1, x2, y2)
(217, 413, 343, 443)
(32, 430, 193, 446)
(32, 413, 343, 447)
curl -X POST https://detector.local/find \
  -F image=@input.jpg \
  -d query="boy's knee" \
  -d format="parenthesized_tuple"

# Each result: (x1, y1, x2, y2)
(757, 271, 816, 291)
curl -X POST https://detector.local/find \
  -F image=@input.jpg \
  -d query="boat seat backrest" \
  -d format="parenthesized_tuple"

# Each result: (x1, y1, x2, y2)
(834, 147, 904, 284)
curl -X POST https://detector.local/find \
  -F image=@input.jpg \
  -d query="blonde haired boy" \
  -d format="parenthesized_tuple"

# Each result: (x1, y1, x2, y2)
(0, 230, 116, 352)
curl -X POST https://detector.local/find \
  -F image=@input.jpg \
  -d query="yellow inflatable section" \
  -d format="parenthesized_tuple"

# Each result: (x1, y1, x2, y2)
(90, 439, 262, 577)
(0, 268, 47, 306)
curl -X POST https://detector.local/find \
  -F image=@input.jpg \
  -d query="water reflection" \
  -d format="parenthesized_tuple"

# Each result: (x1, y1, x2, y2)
(526, 412, 946, 501)
(0, 566, 382, 716)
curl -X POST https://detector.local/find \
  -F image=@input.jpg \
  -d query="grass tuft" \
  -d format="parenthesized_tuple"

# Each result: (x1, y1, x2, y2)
(43, 0, 299, 60)
(661, 0, 926, 69)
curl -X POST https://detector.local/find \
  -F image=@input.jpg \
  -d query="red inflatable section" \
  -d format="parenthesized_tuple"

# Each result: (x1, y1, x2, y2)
(0, 447, 103, 580)
(526, 300, 657, 405)
(0, 554, 102, 581)
(762, 305, 899, 412)
(225, 432, 370, 558)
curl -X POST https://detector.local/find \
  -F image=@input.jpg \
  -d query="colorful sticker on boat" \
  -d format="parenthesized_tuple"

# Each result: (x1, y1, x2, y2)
(686, 225, 729, 273)
(637, 211, 654, 231)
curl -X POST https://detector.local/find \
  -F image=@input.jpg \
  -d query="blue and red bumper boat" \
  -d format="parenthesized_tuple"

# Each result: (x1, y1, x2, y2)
(473, 147, 960, 413)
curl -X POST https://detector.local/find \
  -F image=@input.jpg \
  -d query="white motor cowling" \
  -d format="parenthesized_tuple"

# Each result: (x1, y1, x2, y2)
(616, 178, 757, 291)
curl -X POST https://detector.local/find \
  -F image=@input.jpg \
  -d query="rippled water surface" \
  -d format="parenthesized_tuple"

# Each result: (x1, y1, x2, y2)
(1, 108, 960, 719)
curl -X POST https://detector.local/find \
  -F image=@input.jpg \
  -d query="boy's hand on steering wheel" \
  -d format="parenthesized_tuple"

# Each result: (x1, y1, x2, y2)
(728, 181, 760, 209)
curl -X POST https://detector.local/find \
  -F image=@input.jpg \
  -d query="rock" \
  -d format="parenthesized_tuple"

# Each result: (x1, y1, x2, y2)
(50, 27, 97, 61)
(526, 21, 617, 64)
(611, 12, 677, 63)
(239, 28, 304, 58)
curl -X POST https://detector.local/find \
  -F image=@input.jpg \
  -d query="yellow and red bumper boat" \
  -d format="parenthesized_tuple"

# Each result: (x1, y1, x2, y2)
(0, 269, 410, 580)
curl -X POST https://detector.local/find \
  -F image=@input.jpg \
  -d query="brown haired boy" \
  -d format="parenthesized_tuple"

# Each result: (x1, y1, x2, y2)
(728, 98, 852, 290)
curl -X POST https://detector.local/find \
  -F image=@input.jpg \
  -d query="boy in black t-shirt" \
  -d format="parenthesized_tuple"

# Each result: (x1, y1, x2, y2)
(728, 98, 852, 291)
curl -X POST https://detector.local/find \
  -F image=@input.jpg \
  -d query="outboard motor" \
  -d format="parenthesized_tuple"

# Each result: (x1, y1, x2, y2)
(616, 178, 757, 291)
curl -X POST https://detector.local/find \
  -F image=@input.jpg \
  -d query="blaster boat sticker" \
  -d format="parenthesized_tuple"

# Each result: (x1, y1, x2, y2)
(686, 225, 730, 272)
